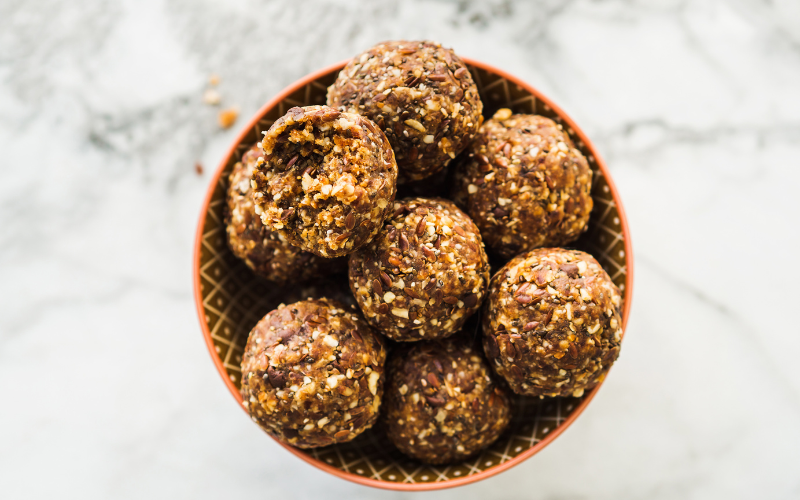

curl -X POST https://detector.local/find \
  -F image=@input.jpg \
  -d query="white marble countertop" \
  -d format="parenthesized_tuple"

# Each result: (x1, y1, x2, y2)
(2, 1, 800, 498)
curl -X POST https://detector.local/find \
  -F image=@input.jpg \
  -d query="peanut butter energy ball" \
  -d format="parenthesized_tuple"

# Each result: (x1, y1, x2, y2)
(252, 105, 397, 258)
(327, 40, 483, 183)
(383, 335, 511, 464)
(225, 143, 344, 283)
(349, 197, 490, 342)
(240, 298, 387, 448)
(452, 110, 593, 259)
(482, 248, 622, 398)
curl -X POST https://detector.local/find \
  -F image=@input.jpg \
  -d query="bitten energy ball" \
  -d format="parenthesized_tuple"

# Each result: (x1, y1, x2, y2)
(225, 143, 343, 283)
(482, 248, 622, 398)
(240, 298, 387, 448)
(383, 335, 511, 464)
(327, 40, 483, 183)
(452, 110, 593, 259)
(252, 105, 397, 258)
(349, 197, 490, 342)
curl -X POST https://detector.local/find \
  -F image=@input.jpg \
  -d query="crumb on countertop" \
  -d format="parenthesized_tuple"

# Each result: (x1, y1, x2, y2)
(218, 107, 239, 129)
(203, 88, 221, 105)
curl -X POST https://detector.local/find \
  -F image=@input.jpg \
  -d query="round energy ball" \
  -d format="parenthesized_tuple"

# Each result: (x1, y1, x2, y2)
(252, 105, 397, 258)
(482, 248, 623, 398)
(327, 40, 483, 183)
(225, 143, 344, 283)
(240, 298, 387, 448)
(451, 110, 593, 259)
(349, 197, 490, 342)
(383, 335, 511, 464)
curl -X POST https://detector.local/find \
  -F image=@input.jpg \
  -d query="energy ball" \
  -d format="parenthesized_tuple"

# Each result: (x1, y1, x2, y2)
(225, 143, 344, 283)
(327, 40, 483, 183)
(451, 110, 593, 259)
(349, 197, 490, 342)
(252, 105, 397, 258)
(240, 298, 387, 448)
(383, 335, 511, 464)
(482, 248, 622, 398)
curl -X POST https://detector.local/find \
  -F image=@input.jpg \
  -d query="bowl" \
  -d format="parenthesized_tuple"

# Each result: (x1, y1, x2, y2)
(193, 58, 634, 490)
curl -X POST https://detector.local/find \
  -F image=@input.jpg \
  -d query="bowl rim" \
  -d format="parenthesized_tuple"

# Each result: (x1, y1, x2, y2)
(193, 57, 634, 491)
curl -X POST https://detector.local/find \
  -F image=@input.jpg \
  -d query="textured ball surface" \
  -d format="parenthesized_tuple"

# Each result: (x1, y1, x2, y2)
(349, 197, 490, 341)
(241, 298, 387, 448)
(452, 110, 593, 259)
(328, 40, 482, 183)
(482, 248, 622, 397)
(383, 335, 511, 464)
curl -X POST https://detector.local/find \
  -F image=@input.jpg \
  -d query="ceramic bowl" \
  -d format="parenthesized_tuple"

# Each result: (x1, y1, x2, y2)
(193, 58, 633, 490)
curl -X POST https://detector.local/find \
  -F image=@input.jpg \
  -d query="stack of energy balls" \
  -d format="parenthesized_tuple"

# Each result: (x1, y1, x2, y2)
(227, 40, 623, 465)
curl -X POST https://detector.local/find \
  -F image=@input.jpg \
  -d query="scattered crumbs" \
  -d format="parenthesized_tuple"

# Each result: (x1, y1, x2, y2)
(195, 162, 204, 175)
(218, 107, 239, 129)
(209, 74, 220, 86)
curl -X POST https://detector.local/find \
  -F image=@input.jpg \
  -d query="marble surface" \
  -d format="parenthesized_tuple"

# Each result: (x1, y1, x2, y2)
(2, 0, 800, 498)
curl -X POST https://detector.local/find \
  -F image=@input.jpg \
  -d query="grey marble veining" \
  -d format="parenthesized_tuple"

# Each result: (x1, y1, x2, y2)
(2, 1, 800, 498)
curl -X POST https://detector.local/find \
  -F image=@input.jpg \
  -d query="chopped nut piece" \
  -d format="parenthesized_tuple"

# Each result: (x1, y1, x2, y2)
(404, 119, 426, 132)
(368, 371, 380, 395)
(392, 308, 410, 319)
(493, 108, 512, 120)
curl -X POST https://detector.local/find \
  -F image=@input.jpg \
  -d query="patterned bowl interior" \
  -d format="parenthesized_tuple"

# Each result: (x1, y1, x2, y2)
(196, 62, 630, 488)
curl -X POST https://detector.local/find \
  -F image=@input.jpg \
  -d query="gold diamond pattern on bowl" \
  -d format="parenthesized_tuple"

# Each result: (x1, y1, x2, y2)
(197, 65, 628, 484)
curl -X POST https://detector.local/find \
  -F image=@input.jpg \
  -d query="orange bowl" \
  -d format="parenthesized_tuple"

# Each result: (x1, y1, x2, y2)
(193, 58, 633, 490)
